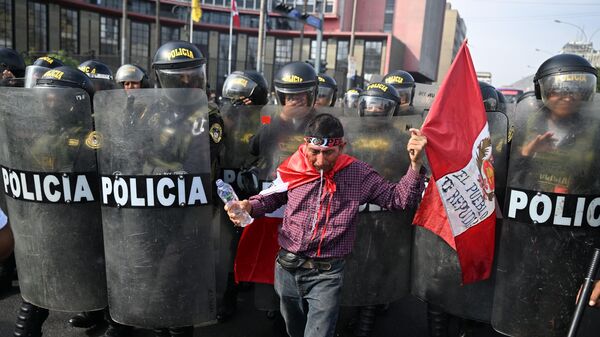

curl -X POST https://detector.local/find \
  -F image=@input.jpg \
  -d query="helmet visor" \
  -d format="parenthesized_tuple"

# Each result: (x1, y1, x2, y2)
(156, 65, 206, 90)
(222, 76, 258, 101)
(91, 78, 116, 91)
(25, 65, 51, 88)
(316, 87, 335, 106)
(358, 96, 397, 117)
(396, 87, 412, 106)
(539, 72, 596, 105)
(275, 86, 316, 107)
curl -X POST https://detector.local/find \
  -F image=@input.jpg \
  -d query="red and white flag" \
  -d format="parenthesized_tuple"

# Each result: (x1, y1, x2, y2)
(413, 40, 496, 284)
(231, 0, 241, 28)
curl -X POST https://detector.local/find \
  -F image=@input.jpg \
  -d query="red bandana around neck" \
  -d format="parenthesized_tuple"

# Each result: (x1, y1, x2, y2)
(276, 143, 356, 255)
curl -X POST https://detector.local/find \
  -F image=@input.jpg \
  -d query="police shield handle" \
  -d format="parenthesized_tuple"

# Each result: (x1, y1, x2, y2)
(408, 128, 427, 172)
(568, 248, 600, 337)
(217, 179, 254, 227)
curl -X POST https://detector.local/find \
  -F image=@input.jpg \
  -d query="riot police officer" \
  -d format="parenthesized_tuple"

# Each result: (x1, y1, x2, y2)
(24, 56, 64, 88)
(0, 47, 25, 87)
(479, 81, 500, 113)
(383, 69, 416, 115)
(315, 73, 338, 107)
(343, 87, 363, 109)
(221, 70, 269, 106)
(13, 66, 99, 337)
(115, 63, 151, 92)
(79, 60, 116, 91)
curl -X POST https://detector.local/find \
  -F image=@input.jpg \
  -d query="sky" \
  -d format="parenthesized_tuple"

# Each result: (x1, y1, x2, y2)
(447, 0, 600, 88)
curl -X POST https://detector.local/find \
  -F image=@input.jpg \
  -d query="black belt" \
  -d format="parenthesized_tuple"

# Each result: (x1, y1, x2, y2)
(278, 249, 335, 271)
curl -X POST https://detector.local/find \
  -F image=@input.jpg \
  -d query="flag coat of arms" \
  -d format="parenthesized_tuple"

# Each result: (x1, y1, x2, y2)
(414, 40, 496, 284)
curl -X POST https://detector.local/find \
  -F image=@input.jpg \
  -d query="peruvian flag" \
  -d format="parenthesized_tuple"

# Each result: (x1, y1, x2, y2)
(231, 0, 241, 28)
(413, 40, 496, 284)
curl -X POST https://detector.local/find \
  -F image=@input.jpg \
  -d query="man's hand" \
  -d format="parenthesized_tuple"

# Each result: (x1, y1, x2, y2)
(521, 132, 556, 156)
(1, 69, 15, 80)
(578, 280, 600, 307)
(224, 200, 252, 227)
(407, 128, 427, 172)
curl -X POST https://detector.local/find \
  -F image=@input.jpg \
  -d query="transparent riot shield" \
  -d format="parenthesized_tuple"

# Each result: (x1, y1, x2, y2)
(413, 83, 439, 116)
(94, 89, 216, 328)
(0, 87, 106, 311)
(491, 98, 600, 336)
(339, 115, 423, 306)
(410, 110, 508, 322)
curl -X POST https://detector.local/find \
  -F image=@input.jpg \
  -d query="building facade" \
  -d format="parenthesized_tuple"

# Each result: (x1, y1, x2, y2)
(0, 0, 447, 93)
(436, 2, 465, 83)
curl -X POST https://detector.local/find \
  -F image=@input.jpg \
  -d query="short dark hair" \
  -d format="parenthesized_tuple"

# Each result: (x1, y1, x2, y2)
(304, 113, 344, 138)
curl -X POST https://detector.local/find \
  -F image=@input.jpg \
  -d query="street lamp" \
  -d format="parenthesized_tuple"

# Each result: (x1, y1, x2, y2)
(554, 19, 588, 42)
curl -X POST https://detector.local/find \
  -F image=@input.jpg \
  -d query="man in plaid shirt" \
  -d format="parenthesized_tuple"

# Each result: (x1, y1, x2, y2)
(226, 113, 427, 337)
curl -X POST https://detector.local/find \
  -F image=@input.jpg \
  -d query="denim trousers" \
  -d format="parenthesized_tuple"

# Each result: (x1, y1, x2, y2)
(274, 258, 346, 337)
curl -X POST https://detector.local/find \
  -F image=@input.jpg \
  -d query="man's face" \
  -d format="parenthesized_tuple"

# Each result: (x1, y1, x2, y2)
(546, 89, 582, 119)
(282, 92, 311, 120)
(305, 143, 344, 172)
(123, 81, 142, 92)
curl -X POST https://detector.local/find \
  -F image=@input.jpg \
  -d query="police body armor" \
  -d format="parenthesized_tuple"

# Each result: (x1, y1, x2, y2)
(94, 89, 216, 327)
(339, 115, 422, 306)
(410, 109, 509, 322)
(0, 87, 106, 311)
(491, 96, 600, 336)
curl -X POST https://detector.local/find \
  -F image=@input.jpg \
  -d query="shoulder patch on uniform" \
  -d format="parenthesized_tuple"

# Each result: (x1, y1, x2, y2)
(85, 131, 102, 149)
(209, 123, 223, 143)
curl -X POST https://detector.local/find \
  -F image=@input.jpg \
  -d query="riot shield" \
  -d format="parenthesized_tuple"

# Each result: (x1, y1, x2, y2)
(491, 98, 600, 336)
(339, 115, 422, 306)
(0, 87, 106, 311)
(94, 89, 216, 328)
(413, 83, 439, 116)
(410, 110, 508, 322)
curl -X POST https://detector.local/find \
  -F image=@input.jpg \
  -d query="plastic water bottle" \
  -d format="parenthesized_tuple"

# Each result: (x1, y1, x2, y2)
(216, 179, 254, 227)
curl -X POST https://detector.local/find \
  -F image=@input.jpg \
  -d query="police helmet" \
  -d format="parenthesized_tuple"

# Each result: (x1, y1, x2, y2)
(152, 41, 206, 90)
(0, 47, 25, 78)
(273, 61, 318, 107)
(316, 74, 338, 107)
(534, 54, 597, 105)
(36, 66, 96, 99)
(496, 89, 507, 115)
(78, 60, 116, 91)
(115, 64, 151, 89)
(222, 70, 269, 106)
(343, 88, 363, 109)
(25, 56, 64, 88)
(358, 82, 400, 117)
(383, 70, 416, 107)
(479, 81, 500, 112)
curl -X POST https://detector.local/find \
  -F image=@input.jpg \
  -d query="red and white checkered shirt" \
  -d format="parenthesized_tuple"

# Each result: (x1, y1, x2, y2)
(248, 161, 426, 258)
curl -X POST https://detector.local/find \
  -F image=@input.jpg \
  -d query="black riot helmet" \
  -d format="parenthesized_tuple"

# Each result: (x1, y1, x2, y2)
(222, 70, 269, 106)
(36, 66, 96, 99)
(115, 63, 151, 89)
(152, 41, 206, 90)
(273, 61, 318, 107)
(479, 81, 500, 112)
(316, 73, 338, 107)
(383, 70, 416, 107)
(0, 47, 25, 78)
(533, 54, 597, 106)
(496, 89, 507, 114)
(358, 82, 400, 117)
(78, 60, 116, 91)
(25, 56, 64, 88)
(343, 87, 363, 109)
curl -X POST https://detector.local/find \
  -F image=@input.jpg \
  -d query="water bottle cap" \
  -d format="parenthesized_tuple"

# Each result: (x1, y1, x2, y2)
(216, 179, 224, 187)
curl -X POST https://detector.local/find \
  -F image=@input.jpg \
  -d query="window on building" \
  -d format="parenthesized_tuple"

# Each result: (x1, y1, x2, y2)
(100, 16, 119, 55)
(246, 36, 258, 70)
(325, 0, 334, 13)
(310, 39, 326, 61)
(363, 41, 383, 75)
(128, 0, 153, 15)
(193, 30, 209, 59)
(217, 33, 237, 94)
(215, 0, 225, 6)
(130, 21, 149, 65)
(0, 0, 13, 48)
(161, 26, 180, 44)
(336, 40, 349, 70)
(60, 8, 78, 54)
(383, 0, 395, 32)
(86, 0, 120, 9)
(274, 38, 292, 73)
(202, 0, 215, 5)
(28, 2, 47, 52)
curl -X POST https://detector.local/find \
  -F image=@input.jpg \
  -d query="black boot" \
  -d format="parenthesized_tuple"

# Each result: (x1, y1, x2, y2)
(13, 301, 49, 337)
(0, 252, 16, 294)
(68, 310, 104, 328)
(168, 326, 194, 337)
(427, 303, 450, 337)
(353, 305, 377, 337)
(102, 318, 133, 337)
(217, 272, 238, 322)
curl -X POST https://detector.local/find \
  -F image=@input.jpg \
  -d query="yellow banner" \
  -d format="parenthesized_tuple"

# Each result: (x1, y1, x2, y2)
(192, 0, 202, 22)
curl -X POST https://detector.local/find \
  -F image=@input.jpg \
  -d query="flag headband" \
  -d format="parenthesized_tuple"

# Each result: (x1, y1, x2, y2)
(304, 137, 344, 147)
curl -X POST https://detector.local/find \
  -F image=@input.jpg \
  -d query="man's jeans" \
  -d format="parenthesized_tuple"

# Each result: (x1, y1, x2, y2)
(274, 258, 345, 337)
